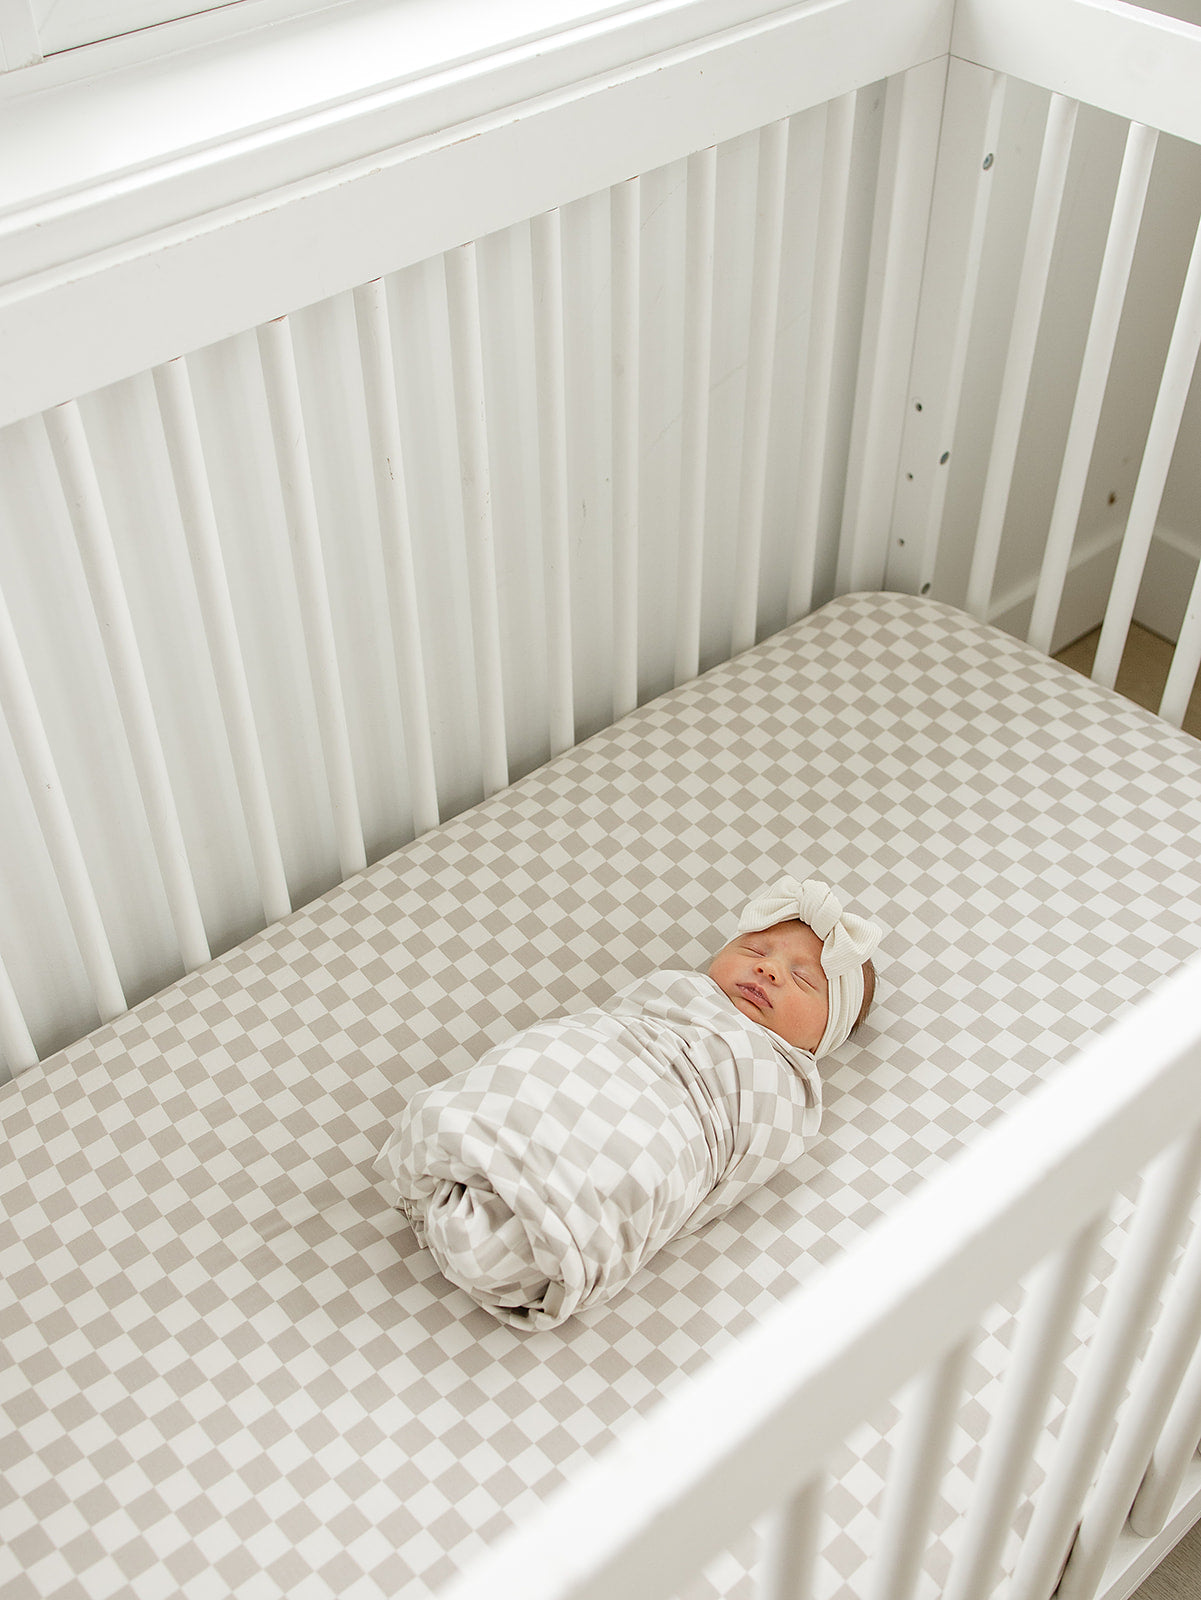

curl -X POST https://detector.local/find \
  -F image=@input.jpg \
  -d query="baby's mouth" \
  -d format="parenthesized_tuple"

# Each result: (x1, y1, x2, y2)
(737, 982, 771, 1010)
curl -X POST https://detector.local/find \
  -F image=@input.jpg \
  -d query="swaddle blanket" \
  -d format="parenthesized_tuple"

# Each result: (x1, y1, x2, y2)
(377, 969, 821, 1329)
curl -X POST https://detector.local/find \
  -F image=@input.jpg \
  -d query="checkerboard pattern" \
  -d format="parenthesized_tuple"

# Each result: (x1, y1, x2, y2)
(3, 594, 1200, 1600)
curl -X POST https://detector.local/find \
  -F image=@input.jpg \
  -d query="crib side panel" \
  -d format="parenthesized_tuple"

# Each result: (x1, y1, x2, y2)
(0, 69, 914, 1072)
(886, 2, 1201, 699)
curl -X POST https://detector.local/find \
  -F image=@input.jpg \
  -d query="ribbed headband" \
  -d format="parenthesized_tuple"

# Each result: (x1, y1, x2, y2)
(737, 876, 881, 1059)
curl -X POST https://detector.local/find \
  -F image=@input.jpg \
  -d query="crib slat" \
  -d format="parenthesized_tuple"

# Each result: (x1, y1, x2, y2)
(1059, 1198, 1201, 1599)
(788, 91, 856, 624)
(942, 1214, 1106, 1600)
(965, 93, 1078, 622)
(1092, 211, 1201, 691)
(839, 59, 947, 595)
(731, 118, 790, 658)
(1158, 566, 1201, 730)
(611, 176, 640, 719)
(444, 243, 511, 798)
(674, 146, 717, 687)
(352, 279, 441, 835)
(153, 357, 293, 921)
(0, 580, 126, 1024)
(530, 211, 576, 755)
(257, 315, 368, 873)
(1008, 1125, 1201, 1600)
(760, 1473, 824, 1600)
(866, 1337, 970, 1600)
(1129, 1333, 1201, 1537)
(1026, 122, 1158, 656)
(43, 400, 212, 973)
(0, 949, 37, 1075)
(886, 66, 1006, 605)
(918, 70, 1005, 598)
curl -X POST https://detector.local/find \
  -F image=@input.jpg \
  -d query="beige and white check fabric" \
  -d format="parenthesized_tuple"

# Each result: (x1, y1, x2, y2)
(3, 594, 1200, 1600)
(377, 970, 821, 1329)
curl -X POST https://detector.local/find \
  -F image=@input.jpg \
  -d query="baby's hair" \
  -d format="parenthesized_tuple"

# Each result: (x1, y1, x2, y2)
(850, 958, 877, 1038)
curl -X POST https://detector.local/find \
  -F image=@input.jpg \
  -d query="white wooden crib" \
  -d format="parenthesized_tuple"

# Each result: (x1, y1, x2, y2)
(2, 3, 1201, 1599)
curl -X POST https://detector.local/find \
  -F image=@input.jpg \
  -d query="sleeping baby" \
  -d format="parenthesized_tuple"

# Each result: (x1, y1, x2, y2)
(376, 875, 880, 1330)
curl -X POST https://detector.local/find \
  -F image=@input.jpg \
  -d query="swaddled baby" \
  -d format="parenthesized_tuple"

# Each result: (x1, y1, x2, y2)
(377, 876, 880, 1330)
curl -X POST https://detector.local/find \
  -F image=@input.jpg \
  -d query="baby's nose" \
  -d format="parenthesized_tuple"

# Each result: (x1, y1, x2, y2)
(756, 958, 779, 981)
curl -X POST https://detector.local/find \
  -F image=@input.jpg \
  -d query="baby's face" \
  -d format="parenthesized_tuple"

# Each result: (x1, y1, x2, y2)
(707, 919, 828, 1052)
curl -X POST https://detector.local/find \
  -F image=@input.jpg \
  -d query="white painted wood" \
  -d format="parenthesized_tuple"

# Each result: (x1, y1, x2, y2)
(1159, 563, 1201, 730)
(965, 92, 1078, 622)
(0, 578, 126, 1024)
(885, 61, 1004, 601)
(761, 1475, 824, 1600)
(1102, 1463, 1201, 1600)
(0, 0, 955, 431)
(35, 0, 237, 56)
(1061, 1204, 1201, 1600)
(838, 56, 947, 595)
(439, 952, 1201, 1600)
(1130, 1341, 1201, 1539)
(1008, 1127, 1201, 1600)
(611, 175, 640, 719)
(256, 315, 368, 873)
(444, 243, 510, 798)
(351, 277, 440, 836)
(530, 211, 575, 756)
(0, 86, 885, 1065)
(952, 0, 1201, 150)
(1092, 213, 1201, 690)
(730, 117, 788, 657)
(866, 1338, 970, 1600)
(674, 145, 716, 687)
(1026, 120, 1158, 656)
(786, 90, 854, 624)
(0, 0, 41, 69)
(42, 399, 211, 973)
(0, 947, 36, 1075)
(941, 1215, 1107, 1600)
(153, 355, 292, 923)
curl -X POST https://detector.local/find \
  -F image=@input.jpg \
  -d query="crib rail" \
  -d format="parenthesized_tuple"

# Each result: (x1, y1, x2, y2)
(439, 954, 1201, 1600)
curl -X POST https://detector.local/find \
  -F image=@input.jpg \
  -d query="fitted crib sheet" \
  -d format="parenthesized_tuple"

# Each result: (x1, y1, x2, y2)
(3, 592, 1201, 1600)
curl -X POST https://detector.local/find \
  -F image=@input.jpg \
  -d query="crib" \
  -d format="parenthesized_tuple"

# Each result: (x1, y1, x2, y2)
(3, 1, 1201, 1598)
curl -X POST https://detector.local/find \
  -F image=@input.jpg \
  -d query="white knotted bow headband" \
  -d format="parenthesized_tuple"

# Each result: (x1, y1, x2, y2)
(738, 876, 881, 1059)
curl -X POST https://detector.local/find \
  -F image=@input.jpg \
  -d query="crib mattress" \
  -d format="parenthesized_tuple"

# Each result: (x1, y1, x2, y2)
(3, 592, 1201, 1600)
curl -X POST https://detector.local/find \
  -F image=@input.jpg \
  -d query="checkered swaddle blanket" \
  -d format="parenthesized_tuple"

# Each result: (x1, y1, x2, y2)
(376, 971, 822, 1329)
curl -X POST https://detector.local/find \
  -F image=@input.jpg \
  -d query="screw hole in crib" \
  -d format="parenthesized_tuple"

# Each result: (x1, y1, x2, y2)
(940, 452, 950, 464)
(921, 583, 931, 594)
(983, 152, 995, 169)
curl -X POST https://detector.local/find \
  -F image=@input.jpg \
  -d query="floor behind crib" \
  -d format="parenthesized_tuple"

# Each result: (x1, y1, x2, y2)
(1055, 623, 1201, 741)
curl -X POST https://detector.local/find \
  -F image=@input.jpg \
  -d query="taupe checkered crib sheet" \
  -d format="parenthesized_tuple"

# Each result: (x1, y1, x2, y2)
(3, 592, 1200, 1600)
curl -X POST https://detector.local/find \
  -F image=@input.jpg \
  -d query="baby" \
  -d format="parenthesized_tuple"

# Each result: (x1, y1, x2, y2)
(377, 875, 880, 1330)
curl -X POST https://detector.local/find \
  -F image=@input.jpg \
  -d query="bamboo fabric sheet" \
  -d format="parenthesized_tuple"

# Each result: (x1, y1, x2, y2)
(377, 971, 821, 1329)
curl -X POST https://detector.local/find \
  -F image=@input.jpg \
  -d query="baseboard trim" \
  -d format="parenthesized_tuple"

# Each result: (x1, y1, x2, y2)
(987, 522, 1201, 654)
